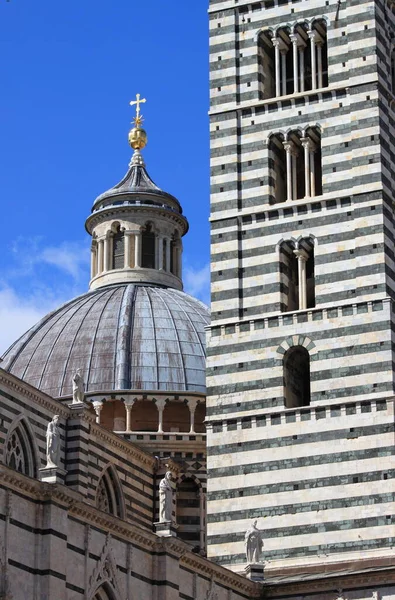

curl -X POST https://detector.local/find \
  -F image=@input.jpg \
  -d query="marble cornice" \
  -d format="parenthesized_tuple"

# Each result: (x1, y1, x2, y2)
(85, 204, 188, 235)
(0, 369, 69, 417)
(180, 553, 261, 596)
(264, 566, 395, 597)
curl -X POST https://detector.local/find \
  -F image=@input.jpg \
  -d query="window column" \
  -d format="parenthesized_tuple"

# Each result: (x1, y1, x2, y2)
(124, 231, 132, 269)
(310, 142, 317, 198)
(290, 34, 299, 94)
(125, 398, 136, 432)
(187, 398, 199, 434)
(308, 30, 317, 90)
(272, 38, 281, 97)
(103, 233, 111, 272)
(301, 137, 311, 198)
(97, 239, 104, 274)
(134, 230, 142, 268)
(158, 235, 164, 270)
(156, 399, 167, 433)
(317, 41, 323, 89)
(91, 243, 97, 278)
(165, 237, 171, 272)
(283, 141, 295, 201)
(293, 249, 309, 310)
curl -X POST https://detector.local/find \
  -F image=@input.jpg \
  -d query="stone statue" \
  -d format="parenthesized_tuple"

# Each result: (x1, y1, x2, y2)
(245, 520, 264, 563)
(159, 471, 173, 522)
(72, 369, 85, 404)
(46, 415, 61, 468)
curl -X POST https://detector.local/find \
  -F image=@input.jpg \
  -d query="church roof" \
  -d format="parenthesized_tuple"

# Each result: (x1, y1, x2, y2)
(1, 284, 209, 398)
(91, 154, 182, 214)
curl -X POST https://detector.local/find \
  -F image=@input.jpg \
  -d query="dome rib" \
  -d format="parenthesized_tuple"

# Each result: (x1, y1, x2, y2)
(40, 291, 107, 393)
(56, 290, 109, 394)
(140, 286, 159, 391)
(84, 287, 121, 393)
(115, 284, 136, 390)
(151, 287, 187, 390)
(19, 294, 95, 384)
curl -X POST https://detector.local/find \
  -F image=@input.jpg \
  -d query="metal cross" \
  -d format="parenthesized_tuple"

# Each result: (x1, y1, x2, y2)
(130, 93, 146, 121)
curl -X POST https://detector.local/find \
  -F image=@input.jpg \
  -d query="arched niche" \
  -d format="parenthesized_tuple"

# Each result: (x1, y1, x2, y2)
(130, 400, 158, 432)
(163, 400, 190, 433)
(284, 346, 311, 408)
(100, 400, 125, 432)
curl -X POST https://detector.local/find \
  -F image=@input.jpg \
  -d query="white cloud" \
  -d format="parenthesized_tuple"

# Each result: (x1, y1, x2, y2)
(0, 285, 71, 355)
(183, 263, 210, 306)
(9, 237, 90, 281)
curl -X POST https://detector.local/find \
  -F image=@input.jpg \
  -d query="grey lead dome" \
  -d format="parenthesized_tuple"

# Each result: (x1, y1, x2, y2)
(2, 284, 210, 397)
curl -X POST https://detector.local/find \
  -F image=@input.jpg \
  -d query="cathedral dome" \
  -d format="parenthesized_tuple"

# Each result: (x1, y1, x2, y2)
(2, 283, 209, 398)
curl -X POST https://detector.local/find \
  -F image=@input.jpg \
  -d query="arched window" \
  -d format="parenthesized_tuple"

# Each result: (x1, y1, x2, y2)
(284, 346, 311, 408)
(270, 128, 322, 204)
(280, 238, 315, 312)
(96, 465, 125, 518)
(141, 223, 155, 269)
(112, 225, 124, 270)
(177, 477, 202, 551)
(268, 20, 328, 98)
(5, 418, 37, 478)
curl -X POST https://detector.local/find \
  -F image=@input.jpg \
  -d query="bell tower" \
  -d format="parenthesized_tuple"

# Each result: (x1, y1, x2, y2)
(206, 0, 395, 575)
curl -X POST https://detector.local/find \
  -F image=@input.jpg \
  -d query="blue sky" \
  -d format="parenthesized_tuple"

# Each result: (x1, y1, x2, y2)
(0, 0, 210, 352)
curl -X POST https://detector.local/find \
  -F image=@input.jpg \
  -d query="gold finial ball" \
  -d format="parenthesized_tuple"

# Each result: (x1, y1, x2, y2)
(129, 127, 147, 150)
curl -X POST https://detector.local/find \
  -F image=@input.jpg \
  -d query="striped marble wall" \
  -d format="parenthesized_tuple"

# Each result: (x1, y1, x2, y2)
(207, 0, 395, 572)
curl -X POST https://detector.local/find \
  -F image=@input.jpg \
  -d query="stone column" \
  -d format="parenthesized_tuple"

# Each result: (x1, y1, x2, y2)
(125, 399, 136, 432)
(294, 249, 309, 310)
(177, 244, 183, 280)
(135, 231, 142, 268)
(292, 152, 297, 201)
(299, 45, 305, 92)
(310, 144, 316, 197)
(155, 235, 159, 269)
(158, 235, 164, 270)
(124, 231, 132, 269)
(290, 34, 299, 94)
(90, 244, 97, 278)
(92, 400, 103, 424)
(103, 234, 110, 272)
(187, 398, 199, 434)
(317, 43, 323, 88)
(272, 38, 281, 97)
(283, 141, 294, 201)
(97, 239, 104, 274)
(301, 137, 311, 198)
(309, 30, 317, 90)
(155, 398, 167, 433)
(165, 238, 171, 273)
(281, 50, 287, 96)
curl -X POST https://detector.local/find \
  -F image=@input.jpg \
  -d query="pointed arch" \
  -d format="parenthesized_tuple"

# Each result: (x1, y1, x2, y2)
(4, 415, 39, 478)
(96, 464, 125, 519)
(93, 583, 117, 600)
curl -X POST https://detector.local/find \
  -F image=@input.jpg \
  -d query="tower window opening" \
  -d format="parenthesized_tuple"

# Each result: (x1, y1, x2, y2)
(263, 20, 328, 100)
(112, 225, 124, 270)
(391, 47, 395, 96)
(280, 238, 315, 312)
(284, 346, 311, 408)
(270, 127, 322, 204)
(141, 224, 156, 269)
